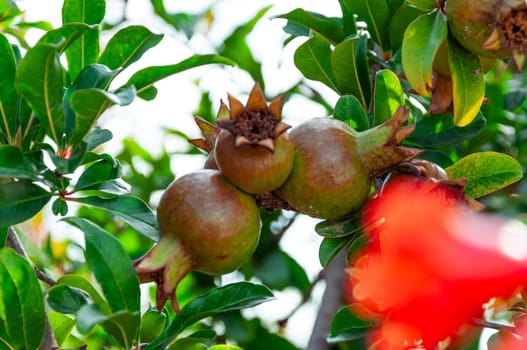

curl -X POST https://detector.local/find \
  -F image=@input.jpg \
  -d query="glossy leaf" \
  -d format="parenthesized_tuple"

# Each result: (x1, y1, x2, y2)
(48, 312, 76, 348)
(0, 145, 39, 180)
(254, 250, 310, 291)
(15, 42, 65, 144)
(62, 0, 105, 80)
(406, 0, 437, 11)
(85, 128, 113, 151)
(147, 282, 274, 350)
(74, 154, 120, 191)
(373, 69, 404, 126)
(275, 9, 345, 44)
(332, 35, 371, 107)
(62, 217, 140, 313)
(0, 33, 17, 144)
(315, 213, 362, 238)
(125, 54, 234, 100)
(69, 86, 135, 144)
(77, 304, 139, 349)
(47, 142, 87, 174)
(0, 247, 45, 350)
(75, 195, 159, 241)
(99, 25, 163, 70)
(327, 306, 373, 343)
(337, 0, 358, 35)
(319, 237, 350, 268)
(447, 35, 485, 127)
(340, 0, 390, 51)
(47, 284, 89, 314)
(0, 181, 51, 226)
(445, 152, 523, 198)
(56, 274, 111, 315)
(388, 3, 423, 50)
(38, 22, 95, 53)
(294, 34, 338, 92)
(408, 112, 486, 147)
(0, 227, 6, 249)
(140, 309, 167, 343)
(402, 11, 447, 96)
(334, 95, 369, 131)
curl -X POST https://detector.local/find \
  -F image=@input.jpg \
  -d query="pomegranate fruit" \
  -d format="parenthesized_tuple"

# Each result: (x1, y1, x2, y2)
(446, 0, 527, 70)
(214, 83, 295, 194)
(275, 107, 421, 220)
(134, 169, 261, 311)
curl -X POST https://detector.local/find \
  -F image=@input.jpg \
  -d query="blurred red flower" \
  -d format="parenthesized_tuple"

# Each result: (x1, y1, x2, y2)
(347, 177, 527, 349)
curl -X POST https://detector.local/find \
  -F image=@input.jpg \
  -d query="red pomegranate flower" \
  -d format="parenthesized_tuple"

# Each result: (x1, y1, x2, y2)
(347, 177, 527, 349)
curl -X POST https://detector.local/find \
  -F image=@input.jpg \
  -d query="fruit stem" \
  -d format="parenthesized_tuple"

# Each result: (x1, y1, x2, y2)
(134, 236, 194, 312)
(355, 107, 422, 176)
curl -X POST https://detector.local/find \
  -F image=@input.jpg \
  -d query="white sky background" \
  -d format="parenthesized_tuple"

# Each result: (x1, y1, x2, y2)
(20, 0, 343, 347)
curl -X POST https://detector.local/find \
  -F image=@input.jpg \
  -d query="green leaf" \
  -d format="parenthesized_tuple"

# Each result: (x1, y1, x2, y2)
(274, 9, 346, 44)
(254, 250, 309, 291)
(315, 213, 363, 238)
(445, 152, 523, 198)
(217, 6, 270, 90)
(74, 154, 120, 191)
(0, 181, 51, 226)
(373, 69, 404, 126)
(402, 11, 447, 96)
(48, 312, 76, 348)
(340, 0, 391, 51)
(47, 141, 87, 174)
(77, 304, 139, 349)
(38, 22, 95, 53)
(150, 0, 204, 39)
(408, 112, 486, 147)
(388, 3, 423, 51)
(62, 0, 105, 80)
(337, 0, 358, 35)
(99, 25, 163, 70)
(0, 146, 39, 180)
(319, 237, 350, 268)
(15, 42, 65, 144)
(334, 95, 369, 131)
(332, 35, 371, 107)
(294, 34, 338, 92)
(147, 282, 274, 350)
(56, 274, 111, 315)
(69, 86, 135, 144)
(406, 0, 437, 11)
(447, 35, 485, 127)
(85, 128, 112, 151)
(125, 54, 234, 100)
(0, 247, 45, 350)
(140, 309, 167, 343)
(0, 33, 17, 144)
(47, 284, 88, 314)
(0, 227, 6, 249)
(327, 306, 373, 343)
(75, 195, 159, 241)
(62, 217, 140, 314)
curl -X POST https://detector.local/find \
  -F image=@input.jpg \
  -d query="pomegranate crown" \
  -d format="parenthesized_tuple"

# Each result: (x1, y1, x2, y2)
(216, 82, 290, 152)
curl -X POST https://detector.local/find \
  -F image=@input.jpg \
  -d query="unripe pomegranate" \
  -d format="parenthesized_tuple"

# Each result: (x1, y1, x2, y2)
(275, 107, 421, 220)
(446, 0, 527, 70)
(214, 83, 295, 194)
(135, 169, 261, 311)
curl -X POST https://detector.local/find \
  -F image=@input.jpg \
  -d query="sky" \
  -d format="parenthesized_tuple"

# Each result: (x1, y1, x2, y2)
(16, 0, 349, 347)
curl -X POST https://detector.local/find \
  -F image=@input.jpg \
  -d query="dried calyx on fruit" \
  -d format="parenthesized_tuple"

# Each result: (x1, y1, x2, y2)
(447, 0, 527, 70)
(276, 107, 422, 220)
(134, 169, 261, 311)
(214, 83, 295, 194)
(188, 116, 220, 169)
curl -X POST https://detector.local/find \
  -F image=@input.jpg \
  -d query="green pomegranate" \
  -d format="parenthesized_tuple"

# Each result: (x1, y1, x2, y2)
(135, 169, 261, 311)
(446, 0, 527, 70)
(276, 108, 421, 220)
(214, 83, 295, 194)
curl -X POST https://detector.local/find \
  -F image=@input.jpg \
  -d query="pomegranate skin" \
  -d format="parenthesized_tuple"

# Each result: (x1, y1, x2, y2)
(157, 169, 261, 275)
(214, 129, 295, 194)
(276, 118, 371, 220)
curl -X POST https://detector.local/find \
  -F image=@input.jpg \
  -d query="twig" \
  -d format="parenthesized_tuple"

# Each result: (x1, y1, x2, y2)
(6, 227, 59, 350)
(306, 250, 347, 350)
(471, 318, 516, 332)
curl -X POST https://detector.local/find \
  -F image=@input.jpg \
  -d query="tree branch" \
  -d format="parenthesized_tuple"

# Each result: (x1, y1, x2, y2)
(6, 227, 58, 350)
(306, 250, 347, 350)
